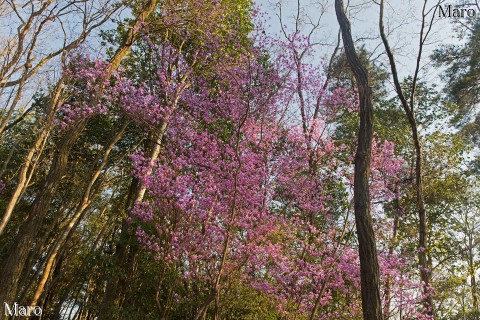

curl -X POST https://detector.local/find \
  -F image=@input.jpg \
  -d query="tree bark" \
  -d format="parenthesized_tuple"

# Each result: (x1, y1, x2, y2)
(335, 1, 383, 319)
(383, 188, 400, 319)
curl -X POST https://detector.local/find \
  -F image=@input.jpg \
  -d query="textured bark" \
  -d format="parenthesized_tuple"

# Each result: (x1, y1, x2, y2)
(335, 1, 383, 319)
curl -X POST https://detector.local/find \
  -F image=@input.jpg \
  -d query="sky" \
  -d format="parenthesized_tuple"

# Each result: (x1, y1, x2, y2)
(254, 0, 464, 88)
(253, 0, 479, 163)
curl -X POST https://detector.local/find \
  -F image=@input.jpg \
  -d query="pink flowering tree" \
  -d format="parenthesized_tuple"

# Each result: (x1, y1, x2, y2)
(129, 41, 289, 316)
(52, 6, 433, 319)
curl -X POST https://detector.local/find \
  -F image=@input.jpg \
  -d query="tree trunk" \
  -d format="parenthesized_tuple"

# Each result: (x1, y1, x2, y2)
(100, 133, 162, 319)
(29, 122, 127, 307)
(0, 82, 63, 236)
(100, 66, 187, 318)
(467, 226, 479, 313)
(335, 1, 383, 319)
(0, 0, 157, 309)
(0, 120, 87, 310)
(413, 129, 435, 315)
(100, 178, 141, 320)
(378, 0, 436, 316)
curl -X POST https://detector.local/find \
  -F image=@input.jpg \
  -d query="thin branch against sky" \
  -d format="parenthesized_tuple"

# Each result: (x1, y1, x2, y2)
(256, 0, 457, 87)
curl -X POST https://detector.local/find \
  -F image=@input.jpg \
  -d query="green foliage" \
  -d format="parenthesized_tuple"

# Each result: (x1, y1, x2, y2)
(1, 1, 480, 319)
(432, 19, 480, 142)
(330, 47, 390, 101)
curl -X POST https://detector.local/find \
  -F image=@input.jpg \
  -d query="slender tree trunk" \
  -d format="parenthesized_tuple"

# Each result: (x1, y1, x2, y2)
(101, 117, 172, 317)
(335, 1, 383, 319)
(378, 0, 437, 316)
(412, 128, 435, 314)
(29, 122, 127, 307)
(0, 0, 118, 233)
(100, 62, 190, 317)
(100, 178, 141, 320)
(0, 81, 63, 236)
(100, 135, 162, 319)
(467, 229, 479, 313)
(0, 119, 87, 310)
(0, 0, 157, 309)
(193, 294, 215, 320)
(469, 252, 479, 313)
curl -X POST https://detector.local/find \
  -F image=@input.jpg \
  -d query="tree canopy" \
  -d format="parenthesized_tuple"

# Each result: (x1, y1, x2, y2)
(0, 1, 478, 319)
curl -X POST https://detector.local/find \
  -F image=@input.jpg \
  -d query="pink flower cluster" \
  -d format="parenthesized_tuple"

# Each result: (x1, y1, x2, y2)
(58, 15, 427, 316)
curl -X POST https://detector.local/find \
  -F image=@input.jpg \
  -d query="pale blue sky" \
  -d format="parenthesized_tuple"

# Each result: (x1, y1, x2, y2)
(254, 0, 462, 88)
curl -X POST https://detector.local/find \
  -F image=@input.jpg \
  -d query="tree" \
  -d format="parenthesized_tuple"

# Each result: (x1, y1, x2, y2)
(335, 0, 384, 319)
(0, 0, 120, 235)
(432, 12, 480, 143)
(378, 0, 445, 316)
(0, 0, 157, 308)
(1, 1, 476, 318)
